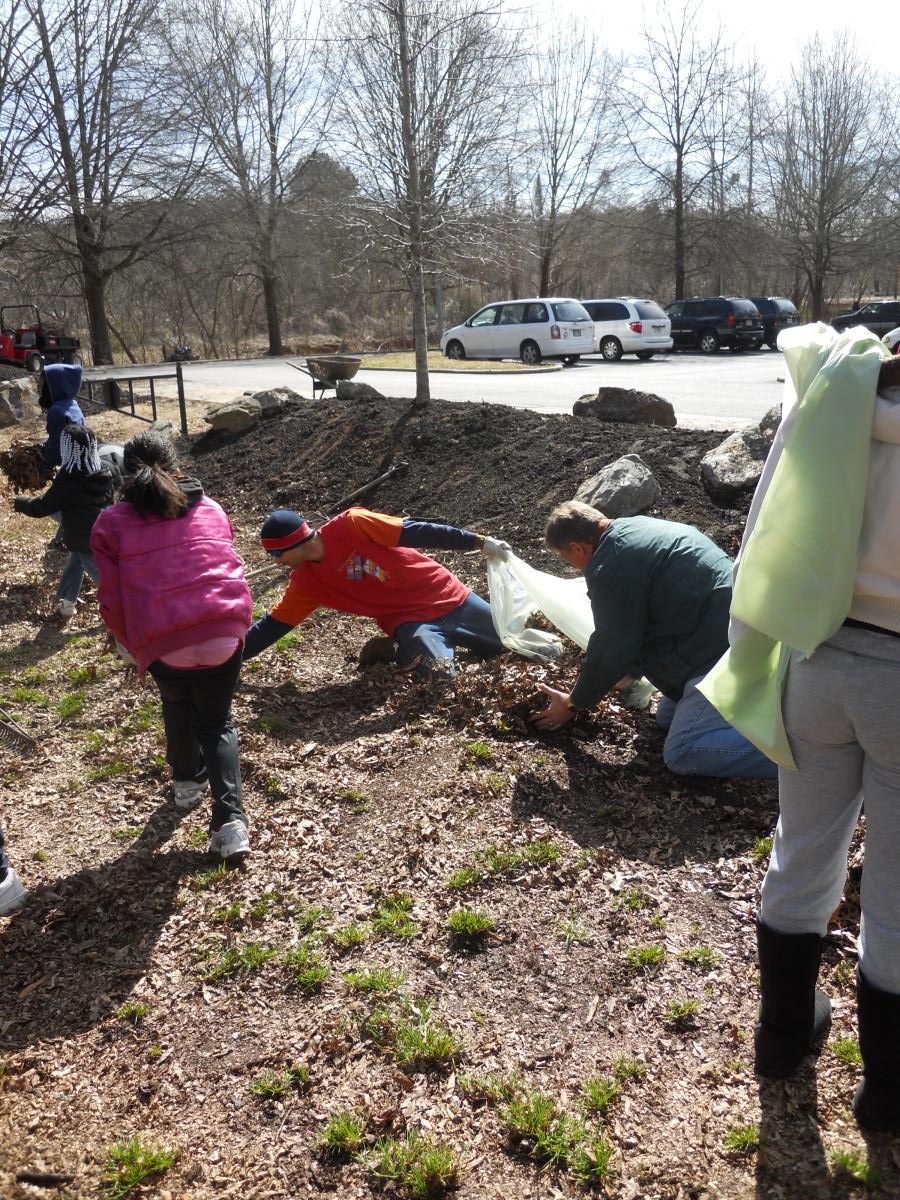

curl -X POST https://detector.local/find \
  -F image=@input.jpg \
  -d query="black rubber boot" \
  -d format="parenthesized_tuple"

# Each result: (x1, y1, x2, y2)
(754, 919, 832, 1078)
(853, 969, 900, 1132)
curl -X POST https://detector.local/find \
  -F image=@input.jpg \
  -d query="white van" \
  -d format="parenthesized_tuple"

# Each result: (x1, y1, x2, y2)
(440, 297, 596, 364)
(581, 298, 673, 360)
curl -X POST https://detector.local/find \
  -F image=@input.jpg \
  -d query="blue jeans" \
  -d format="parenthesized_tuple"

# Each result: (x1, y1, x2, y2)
(58, 550, 98, 604)
(656, 674, 777, 779)
(394, 593, 503, 675)
(148, 647, 245, 830)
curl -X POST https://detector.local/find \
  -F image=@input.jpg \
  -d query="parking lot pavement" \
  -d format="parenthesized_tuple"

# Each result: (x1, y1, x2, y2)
(92, 350, 787, 433)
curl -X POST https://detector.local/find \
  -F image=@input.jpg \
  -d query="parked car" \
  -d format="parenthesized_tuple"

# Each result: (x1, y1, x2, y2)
(440, 298, 596, 364)
(749, 297, 800, 349)
(665, 296, 764, 353)
(832, 300, 900, 339)
(580, 298, 673, 361)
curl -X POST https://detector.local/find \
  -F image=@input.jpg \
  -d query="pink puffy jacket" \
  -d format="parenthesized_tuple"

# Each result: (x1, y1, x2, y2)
(91, 489, 252, 673)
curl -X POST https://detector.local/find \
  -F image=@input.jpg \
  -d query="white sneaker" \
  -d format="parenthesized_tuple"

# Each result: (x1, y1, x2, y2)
(0, 868, 28, 916)
(174, 780, 205, 811)
(208, 821, 250, 865)
(57, 599, 77, 619)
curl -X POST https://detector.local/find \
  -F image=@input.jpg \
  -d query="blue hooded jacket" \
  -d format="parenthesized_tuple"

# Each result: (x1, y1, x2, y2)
(43, 363, 85, 469)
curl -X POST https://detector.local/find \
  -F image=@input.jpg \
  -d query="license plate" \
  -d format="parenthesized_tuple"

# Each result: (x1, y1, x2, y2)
(652, 323, 665, 331)
(572, 329, 581, 336)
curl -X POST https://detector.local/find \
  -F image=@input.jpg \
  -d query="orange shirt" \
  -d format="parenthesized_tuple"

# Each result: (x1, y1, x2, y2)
(270, 508, 469, 635)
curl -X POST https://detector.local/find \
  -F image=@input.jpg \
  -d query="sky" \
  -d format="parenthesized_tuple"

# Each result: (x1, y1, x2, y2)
(555, 0, 897, 82)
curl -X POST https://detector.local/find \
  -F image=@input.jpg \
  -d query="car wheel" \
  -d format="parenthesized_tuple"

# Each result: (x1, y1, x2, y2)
(600, 336, 623, 362)
(767, 339, 779, 351)
(698, 331, 720, 354)
(520, 339, 542, 365)
(445, 340, 465, 360)
(563, 354, 580, 365)
(635, 351, 654, 360)
(25, 352, 43, 372)
(729, 343, 745, 353)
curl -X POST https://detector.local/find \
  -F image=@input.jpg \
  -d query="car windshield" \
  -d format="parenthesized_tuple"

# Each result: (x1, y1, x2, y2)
(552, 301, 591, 322)
(634, 301, 667, 319)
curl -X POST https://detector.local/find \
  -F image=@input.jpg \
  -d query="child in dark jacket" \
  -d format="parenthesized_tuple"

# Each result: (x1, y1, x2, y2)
(40, 362, 85, 471)
(14, 423, 116, 618)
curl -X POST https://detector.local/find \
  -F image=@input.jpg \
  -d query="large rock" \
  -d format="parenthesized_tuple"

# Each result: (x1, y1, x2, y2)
(0, 377, 39, 421)
(575, 453, 660, 517)
(336, 380, 385, 401)
(700, 421, 774, 501)
(250, 386, 304, 416)
(204, 398, 262, 434)
(573, 386, 677, 428)
(0, 393, 17, 427)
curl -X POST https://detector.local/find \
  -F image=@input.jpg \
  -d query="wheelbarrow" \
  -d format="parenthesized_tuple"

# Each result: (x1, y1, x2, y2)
(289, 353, 364, 397)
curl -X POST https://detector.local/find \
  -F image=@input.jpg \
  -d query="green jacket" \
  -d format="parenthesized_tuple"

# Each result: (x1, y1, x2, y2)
(569, 516, 733, 708)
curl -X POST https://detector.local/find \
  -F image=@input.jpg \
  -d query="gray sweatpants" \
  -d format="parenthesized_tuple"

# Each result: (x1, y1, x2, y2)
(760, 625, 900, 994)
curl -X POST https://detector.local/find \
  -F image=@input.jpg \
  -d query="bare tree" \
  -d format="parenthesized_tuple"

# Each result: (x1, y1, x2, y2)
(762, 36, 892, 320)
(170, 0, 331, 357)
(522, 18, 619, 295)
(22, 0, 202, 364)
(614, 0, 737, 299)
(331, 0, 520, 403)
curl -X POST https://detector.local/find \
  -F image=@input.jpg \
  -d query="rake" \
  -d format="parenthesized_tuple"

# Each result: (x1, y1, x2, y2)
(0, 705, 39, 753)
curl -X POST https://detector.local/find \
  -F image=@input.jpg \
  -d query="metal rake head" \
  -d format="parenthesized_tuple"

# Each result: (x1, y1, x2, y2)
(0, 706, 39, 753)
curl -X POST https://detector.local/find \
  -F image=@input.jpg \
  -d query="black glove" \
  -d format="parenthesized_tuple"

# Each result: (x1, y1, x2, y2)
(13, 497, 28, 513)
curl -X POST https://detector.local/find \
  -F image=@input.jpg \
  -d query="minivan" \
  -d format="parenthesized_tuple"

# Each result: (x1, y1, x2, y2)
(581, 298, 673, 360)
(440, 298, 596, 364)
(749, 297, 800, 349)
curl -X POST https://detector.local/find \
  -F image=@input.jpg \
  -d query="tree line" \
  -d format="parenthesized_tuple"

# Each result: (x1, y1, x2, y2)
(0, 0, 897, 401)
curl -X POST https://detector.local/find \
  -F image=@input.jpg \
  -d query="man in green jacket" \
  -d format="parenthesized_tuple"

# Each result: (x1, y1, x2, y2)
(531, 500, 776, 779)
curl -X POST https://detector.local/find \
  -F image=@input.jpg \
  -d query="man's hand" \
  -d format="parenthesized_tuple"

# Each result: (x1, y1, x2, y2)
(481, 536, 511, 560)
(530, 683, 576, 731)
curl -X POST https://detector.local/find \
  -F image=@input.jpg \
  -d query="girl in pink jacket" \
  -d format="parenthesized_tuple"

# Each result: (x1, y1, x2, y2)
(91, 432, 253, 864)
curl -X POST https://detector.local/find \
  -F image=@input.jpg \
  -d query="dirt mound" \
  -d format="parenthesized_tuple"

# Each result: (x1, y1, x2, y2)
(191, 394, 748, 555)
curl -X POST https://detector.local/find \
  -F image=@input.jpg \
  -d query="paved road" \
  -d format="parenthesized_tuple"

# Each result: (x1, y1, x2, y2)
(86, 349, 786, 432)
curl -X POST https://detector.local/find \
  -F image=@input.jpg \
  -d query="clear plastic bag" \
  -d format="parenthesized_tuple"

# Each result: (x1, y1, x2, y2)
(486, 552, 593, 659)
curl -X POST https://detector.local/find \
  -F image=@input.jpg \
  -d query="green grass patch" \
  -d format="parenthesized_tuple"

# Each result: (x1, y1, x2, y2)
(190, 863, 229, 891)
(112, 826, 143, 842)
(613, 888, 651, 911)
(752, 835, 774, 862)
(86, 760, 130, 782)
(343, 966, 405, 994)
(57, 692, 86, 720)
(723, 1124, 759, 1154)
(282, 943, 330, 993)
(330, 922, 368, 950)
(102, 1137, 178, 1199)
(580, 1075, 620, 1115)
(67, 663, 96, 687)
(203, 942, 277, 982)
(447, 907, 495, 944)
(457, 1070, 522, 1105)
(461, 739, 494, 765)
(558, 918, 593, 947)
(500, 1088, 612, 1181)
(612, 1055, 646, 1081)
(318, 1110, 367, 1157)
(626, 944, 666, 972)
(830, 1148, 878, 1188)
(831, 1037, 863, 1066)
(296, 902, 329, 934)
(372, 894, 417, 939)
(369, 1130, 459, 1199)
(665, 997, 700, 1028)
(211, 902, 243, 926)
(274, 631, 302, 653)
(361, 999, 461, 1070)
(678, 945, 722, 971)
(249, 1062, 310, 1099)
(116, 1000, 148, 1025)
(477, 838, 561, 878)
(9, 686, 48, 706)
(446, 866, 483, 891)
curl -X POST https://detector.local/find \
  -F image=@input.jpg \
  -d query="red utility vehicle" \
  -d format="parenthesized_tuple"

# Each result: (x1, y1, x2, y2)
(0, 305, 81, 373)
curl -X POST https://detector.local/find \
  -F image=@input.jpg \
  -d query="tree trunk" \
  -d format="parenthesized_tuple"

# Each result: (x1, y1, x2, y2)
(261, 265, 283, 356)
(673, 154, 685, 300)
(80, 248, 114, 365)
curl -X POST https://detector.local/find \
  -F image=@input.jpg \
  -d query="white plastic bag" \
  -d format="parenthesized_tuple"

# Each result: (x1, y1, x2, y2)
(486, 552, 594, 660)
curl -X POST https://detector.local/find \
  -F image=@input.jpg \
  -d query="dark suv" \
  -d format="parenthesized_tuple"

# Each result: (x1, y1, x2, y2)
(831, 300, 900, 338)
(749, 297, 800, 349)
(664, 297, 764, 353)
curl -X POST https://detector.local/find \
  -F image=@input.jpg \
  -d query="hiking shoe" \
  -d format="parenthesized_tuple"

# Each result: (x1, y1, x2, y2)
(174, 780, 205, 812)
(208, 820, 250, 865)
(0, 868, 28, 916)
(57, 598, 77, 619)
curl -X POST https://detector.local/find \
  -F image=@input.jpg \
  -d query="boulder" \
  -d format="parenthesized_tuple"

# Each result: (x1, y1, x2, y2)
(250, 386, 304, 416)
(758, 403, 782, 441)
(0, 377, 39, 421)
(575, 453, 660, 517)
(336, 380, 385, 401)
(573, 386, 677, 428)
(700, 426, 772, 500)
(0, 393, 17, 427)
(203, 398, 262, 434)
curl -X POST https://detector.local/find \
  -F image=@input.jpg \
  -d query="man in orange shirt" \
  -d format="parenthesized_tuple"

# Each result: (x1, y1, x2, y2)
(244, 507, 509, 673)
